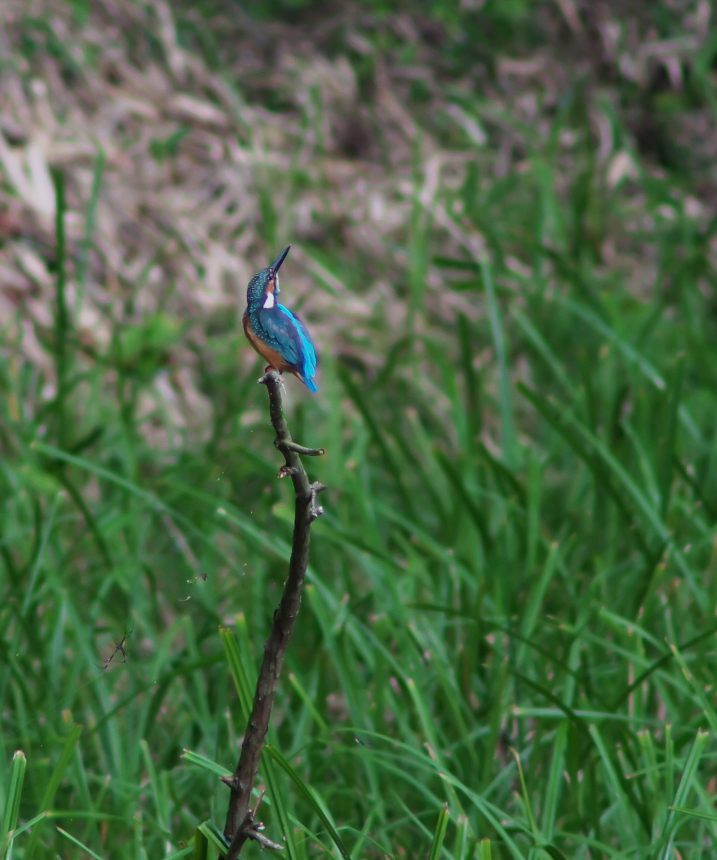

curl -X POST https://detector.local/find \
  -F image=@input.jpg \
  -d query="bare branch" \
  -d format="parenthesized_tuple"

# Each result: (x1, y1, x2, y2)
(222, 370, 326, 859)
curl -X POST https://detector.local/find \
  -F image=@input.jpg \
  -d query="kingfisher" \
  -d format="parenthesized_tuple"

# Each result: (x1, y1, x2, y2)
(243, 246, 318, 392)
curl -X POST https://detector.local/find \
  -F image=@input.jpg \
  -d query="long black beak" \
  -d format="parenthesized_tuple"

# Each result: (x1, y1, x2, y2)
(271, 245, 291, 273)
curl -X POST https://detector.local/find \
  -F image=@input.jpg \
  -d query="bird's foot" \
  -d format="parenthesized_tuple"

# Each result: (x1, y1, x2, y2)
(259, 367, 285, 388)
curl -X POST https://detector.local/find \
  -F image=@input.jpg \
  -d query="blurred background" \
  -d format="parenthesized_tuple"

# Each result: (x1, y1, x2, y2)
(1, 1, 717, 858)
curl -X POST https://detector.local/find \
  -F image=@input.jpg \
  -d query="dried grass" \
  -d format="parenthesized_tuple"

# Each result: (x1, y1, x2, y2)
(0, 0, 713, 437)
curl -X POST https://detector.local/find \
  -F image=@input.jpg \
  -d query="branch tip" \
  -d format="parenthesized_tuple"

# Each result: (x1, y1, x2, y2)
(275, 439, 325, 457)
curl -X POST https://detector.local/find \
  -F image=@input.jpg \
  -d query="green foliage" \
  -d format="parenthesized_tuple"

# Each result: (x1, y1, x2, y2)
(116, 314, 185, 380)
(2, 3, 717, 860)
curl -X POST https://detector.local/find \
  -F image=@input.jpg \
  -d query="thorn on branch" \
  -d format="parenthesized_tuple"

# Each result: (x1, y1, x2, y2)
(226, 790, 284, 857)
(248, 827, 284, 851)
(309, 482, 327, 521)
(277, 464, 297, 478)
(250, 789, 265, 818)
(244, 790, 282, 849)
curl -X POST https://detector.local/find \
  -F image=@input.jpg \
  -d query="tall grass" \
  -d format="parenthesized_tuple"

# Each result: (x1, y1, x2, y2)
(2, 4, 717, 860)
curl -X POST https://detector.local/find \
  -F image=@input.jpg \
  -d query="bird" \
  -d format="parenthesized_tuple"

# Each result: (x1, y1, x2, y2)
(243, 246, 318, 392)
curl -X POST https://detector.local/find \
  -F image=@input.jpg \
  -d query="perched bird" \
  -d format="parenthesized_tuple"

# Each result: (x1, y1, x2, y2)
(243, 246, 318, 392)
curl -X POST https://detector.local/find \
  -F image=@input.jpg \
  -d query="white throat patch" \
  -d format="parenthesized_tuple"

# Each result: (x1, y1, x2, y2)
(263, 291, 275, 309)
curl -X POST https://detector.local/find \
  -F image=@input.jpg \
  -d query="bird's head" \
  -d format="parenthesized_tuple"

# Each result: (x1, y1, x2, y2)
(246, 246, 290, 312)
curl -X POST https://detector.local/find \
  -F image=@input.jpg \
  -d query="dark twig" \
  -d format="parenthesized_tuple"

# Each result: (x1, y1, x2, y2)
(98, 622, 134, 671)
(222, 370, 326, 858)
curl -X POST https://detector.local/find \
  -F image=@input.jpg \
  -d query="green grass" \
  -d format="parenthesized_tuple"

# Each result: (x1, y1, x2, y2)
(2, 3, 717, 859)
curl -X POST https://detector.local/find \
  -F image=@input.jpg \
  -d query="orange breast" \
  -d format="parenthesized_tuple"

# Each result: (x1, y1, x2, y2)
(243, 315, 294, 374)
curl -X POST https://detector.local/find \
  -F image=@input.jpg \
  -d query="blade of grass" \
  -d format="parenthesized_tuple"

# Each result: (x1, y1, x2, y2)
(658, 355, 684, 520)
(541, 722, 568, 841)
(428, 804, 450, 860)
(192, 825, 209, 860)
(56, 826, 105, 860)
(434, 450, 493, 554)
(181, 750, 232, 780)
(262, 754, 299, 860)
(76, 148, 106, 311)
(51, 167, 70, 449)
(337, 366, 413, 514)
(0, 751, 26, 854)
(197, 821, 230, 854)
(668, 806, 717, 824)
(657, 729, 710, 860)
(588, 723, 647, 845)
(265, 745, 351, 860)
(220, 627, 255, 722)
(480, 257, 517, 466)
(458, 313, 482, 447)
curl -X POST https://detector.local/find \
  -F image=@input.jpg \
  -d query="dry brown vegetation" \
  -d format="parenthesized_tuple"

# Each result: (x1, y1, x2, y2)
(2, 1, 714, 431)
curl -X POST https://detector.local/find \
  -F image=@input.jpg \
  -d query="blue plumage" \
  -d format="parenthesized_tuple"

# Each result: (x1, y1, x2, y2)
(243, 246, 319, 392)
(276, 305, 318, 391)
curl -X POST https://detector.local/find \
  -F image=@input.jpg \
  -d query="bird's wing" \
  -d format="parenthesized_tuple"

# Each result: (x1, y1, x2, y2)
(279, 305, 317, 370)
(257, 305, 316, 374)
